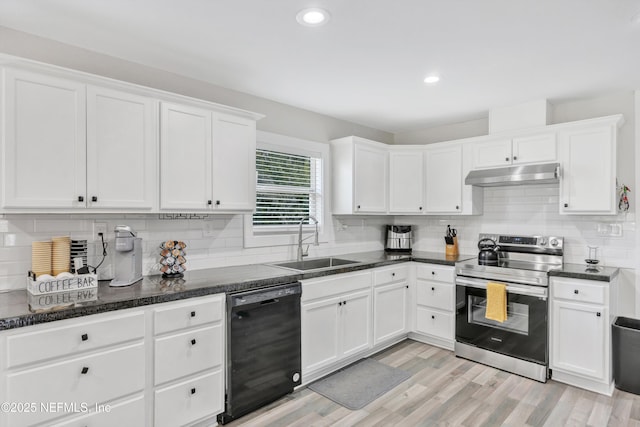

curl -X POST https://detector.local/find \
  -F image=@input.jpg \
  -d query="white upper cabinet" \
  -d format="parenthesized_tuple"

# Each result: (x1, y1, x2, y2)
(160, 103, 257, 212)
(160, 103, 212, 211)
(558, 116, 621, 215)
(331, 136, 388, 214)
(470, 133, 556, 169)
(424, 144, 462, 214)
(389, 148, 424, 214)
(2, 68, 87, 209)
(210, 113, 256, 211)
(86, 86, 156, 209)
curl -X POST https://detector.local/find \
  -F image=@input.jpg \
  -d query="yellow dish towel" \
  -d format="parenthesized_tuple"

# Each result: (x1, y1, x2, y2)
(485, 282, 507, 323)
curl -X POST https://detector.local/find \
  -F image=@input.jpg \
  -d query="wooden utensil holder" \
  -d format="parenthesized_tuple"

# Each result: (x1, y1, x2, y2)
(445, 236, 459, 257)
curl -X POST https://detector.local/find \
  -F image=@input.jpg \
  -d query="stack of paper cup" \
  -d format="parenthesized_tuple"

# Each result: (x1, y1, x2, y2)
(52, 236, 71, 276)
(32, 241, 53, 278)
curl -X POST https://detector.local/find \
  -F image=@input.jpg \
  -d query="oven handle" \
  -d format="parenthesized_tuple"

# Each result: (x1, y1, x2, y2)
(455, 277, 548, 299)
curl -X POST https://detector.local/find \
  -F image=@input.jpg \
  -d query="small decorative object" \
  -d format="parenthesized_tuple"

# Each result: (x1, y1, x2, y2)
(160, 240, 187, 278)
(618, 183, 630, 212)
(585, 245, 600, 271)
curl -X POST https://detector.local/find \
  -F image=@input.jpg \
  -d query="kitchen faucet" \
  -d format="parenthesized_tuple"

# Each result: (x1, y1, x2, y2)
(297, 215, 319, 261)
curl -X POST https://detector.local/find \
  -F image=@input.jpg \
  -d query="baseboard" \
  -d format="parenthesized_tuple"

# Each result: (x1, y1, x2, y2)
(551, 370, 614, 396)
(408, 332, 454, 351)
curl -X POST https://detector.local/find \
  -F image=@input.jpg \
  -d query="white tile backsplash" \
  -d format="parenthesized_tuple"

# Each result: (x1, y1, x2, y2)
(406, 184, 636, 269)
(0, 184, 635, 293)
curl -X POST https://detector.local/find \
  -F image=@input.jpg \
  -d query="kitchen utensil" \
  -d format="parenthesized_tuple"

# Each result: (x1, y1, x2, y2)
(385, 225, 412, 252)
(478, 238, 499, 265)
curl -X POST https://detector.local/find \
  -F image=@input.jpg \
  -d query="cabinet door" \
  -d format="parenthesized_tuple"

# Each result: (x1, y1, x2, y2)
(86, 86, 156, 209)
(341, 290, 372, 357)
(353, 143, 387, 213)
(551, 300, 606, 380)
(469, 138, 511, 169)
(301, 297, 341, 374)
(160, 103, 212, 210)
(373, 282, 408, 345)
(425, 145, 462, 213)
(211, 113, 256, 211)
(2, 69, 86, 208)
(558, 125, 616, 214)
(511, 134, 556, 165)
(389, 150, 424, 214)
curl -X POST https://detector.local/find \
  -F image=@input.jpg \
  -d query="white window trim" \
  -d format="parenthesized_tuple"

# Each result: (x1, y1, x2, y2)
(244, 131, 332, 248)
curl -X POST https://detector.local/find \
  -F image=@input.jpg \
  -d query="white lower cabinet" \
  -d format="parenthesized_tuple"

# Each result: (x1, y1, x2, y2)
(152, 294, 225, 426)
(154, 370, 223, 427)
(412, 263, 455, 350)
(0, 294, 226, 427)
(0, 308, 146, 427)
(550, 277, 616, 395)
(373, 265, 409, 345)
(301, 271, 373, 378)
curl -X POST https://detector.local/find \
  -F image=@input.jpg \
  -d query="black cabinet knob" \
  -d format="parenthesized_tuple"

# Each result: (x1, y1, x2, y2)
(392, 272, 396, 277)
(431, 315, 435, 319)
(406, 285, 409, 289)
(81, 333, 88, 341)
(597, 312, 601, 317)
(343, 300, 347, 305)
(215, 200, 220, 206)
(564, 203, 569, 208)
(419, 206, 423, 210)
(191, 338, 197, 345)
(91, 196, 98, 202)
(191, 388, 196, 395)
(574, 290, 579, 294)
(190, 311, 196, 317)
(431, 287, 435, 291)
(455, 205, 459, 210)
(505, 157, 510, 162)
(338, 302, 342, 306)
(81, 367, 89, 375)
(207, 200, 212, 205)
(431, 271, 435, 275)
(513, 156, 518, 161)
(357, 205, 361, 209)
(77, 196, 84, 202)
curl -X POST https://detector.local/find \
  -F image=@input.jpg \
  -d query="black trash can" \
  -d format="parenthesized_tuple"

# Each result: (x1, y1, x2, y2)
(613, 317, 640, 394)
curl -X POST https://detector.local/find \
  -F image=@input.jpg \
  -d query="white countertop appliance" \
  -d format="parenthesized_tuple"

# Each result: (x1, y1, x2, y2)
(454, 233, 563, 382)
(110, 225, 142, 287)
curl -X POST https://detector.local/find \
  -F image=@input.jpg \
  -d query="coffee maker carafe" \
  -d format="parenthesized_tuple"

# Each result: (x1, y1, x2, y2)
(110, 225, 142, 287)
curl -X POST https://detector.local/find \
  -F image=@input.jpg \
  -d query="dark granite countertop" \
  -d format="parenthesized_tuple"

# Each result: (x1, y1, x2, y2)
(549, 263, 620, 282)
(0, 251, 616, 330)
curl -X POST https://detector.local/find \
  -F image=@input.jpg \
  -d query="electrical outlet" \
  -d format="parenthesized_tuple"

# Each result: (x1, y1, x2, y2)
(93, 222, 108, 241)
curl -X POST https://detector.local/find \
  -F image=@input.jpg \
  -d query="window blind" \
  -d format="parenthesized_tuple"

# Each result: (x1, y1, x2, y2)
(253, 149, 322, 227)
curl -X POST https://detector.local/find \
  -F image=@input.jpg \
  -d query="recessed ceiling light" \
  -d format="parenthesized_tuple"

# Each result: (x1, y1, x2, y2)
(424, 75, 440, 84)
(296, 8, 331, 27)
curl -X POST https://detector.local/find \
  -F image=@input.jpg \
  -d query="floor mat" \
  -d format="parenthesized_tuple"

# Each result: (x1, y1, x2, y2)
(308, 358, 411, 410)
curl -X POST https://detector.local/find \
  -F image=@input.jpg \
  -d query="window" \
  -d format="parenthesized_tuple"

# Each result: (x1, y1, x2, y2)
(254, 149, 322, 229)
(244, 131, 330, 248)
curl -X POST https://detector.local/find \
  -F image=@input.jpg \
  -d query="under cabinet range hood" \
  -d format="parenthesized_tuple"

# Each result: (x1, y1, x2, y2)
(465, 162, 560, 187)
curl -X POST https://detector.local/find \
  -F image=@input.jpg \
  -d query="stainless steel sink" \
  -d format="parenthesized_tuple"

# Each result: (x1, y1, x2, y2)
(274, 257, 360, 271)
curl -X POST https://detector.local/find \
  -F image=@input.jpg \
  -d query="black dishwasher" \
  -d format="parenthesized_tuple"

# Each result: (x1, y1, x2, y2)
(218, 282, 302, 424)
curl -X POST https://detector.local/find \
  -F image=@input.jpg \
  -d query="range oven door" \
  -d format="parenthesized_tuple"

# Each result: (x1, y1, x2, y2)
(455, 276, 548, 365)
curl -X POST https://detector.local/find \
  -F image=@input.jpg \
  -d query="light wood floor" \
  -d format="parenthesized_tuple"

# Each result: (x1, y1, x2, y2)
(227, 340, 640, 427)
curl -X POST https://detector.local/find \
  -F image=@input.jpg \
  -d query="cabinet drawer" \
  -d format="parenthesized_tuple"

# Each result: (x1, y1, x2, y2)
(7, 310, 144, 368)
(50, 395, 145, 427)
(415, 307, 453, 341)
(552, 279, 606, 305)
(302, 271, 372, 302)
(374, 265, 409, 286)
(7, 343, 144, 427)
(154, 324, 223, 385)
(416, 264, 454, 283)
(154, 370, 223, 427)
(416, 280, 453, 311)
(154, 294, 224, 335)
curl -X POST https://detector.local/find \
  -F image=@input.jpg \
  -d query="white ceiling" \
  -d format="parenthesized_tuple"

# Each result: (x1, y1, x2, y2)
(1, 0, 639, 133)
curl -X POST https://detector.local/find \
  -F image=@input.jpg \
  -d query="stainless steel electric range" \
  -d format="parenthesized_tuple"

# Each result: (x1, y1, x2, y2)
(454, 233, 563, 382)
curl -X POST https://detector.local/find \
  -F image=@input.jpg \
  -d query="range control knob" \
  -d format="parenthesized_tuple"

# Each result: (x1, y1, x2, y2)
(539, 238, 548, 246)
(550, 238, 559, 247)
